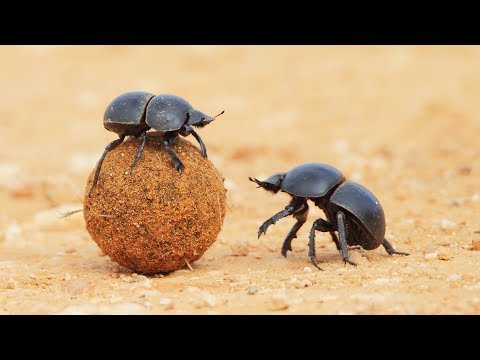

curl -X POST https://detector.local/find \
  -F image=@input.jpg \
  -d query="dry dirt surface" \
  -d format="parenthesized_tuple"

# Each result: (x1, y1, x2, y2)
(1, 46, 480, 314)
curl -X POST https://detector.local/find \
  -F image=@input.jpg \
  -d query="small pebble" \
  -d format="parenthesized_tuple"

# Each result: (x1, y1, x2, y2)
(470, 240, 480, 251)
(119, 274, 133, 283)
(64, 278, 92, 296)
(187, 287, 218, 308)
(248, 286, 258, 295)
(159, 298, 174, 310)
(303, 267, 312, 273)
(6, 278, 17, 289)
(201, 292, 218, 307)
(131, 273, 148, 282)
(294, 280, 313, 289)
(439, 219, 456, 230)
(438, 250, 453, 261)
(447, 274, 462, 282)
(472, 194, 480, 202)
(425, 252, 438, 260)
(287, 277, 298, 287)
(268, 292, 290, 311)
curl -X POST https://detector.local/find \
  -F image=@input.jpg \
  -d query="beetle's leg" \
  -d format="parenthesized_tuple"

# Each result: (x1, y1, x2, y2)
(180, 125, 207, 158)
(329, 231, 342, 251)
(190, 128, 207, 158)
(281, 202, 309, 257)
(336, 211, 357, 267)
(128, 131, 147, 175)
(308, 218, 335, 270)
(329, 232, 361, 251)
(258, 201, 301, 239)
(162, 132, 185, 174)
(89, 135, 125, 196)
(382, 239, 409, 256)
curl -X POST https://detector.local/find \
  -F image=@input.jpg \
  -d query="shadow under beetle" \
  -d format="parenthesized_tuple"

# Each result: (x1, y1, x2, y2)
(89, 91, 224, 196)
(249, 162, 409, 270)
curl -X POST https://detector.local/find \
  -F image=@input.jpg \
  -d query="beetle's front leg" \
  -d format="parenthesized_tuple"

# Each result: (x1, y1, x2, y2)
(162, 132, 184, 173)
(180, 125, 207, 158)
(257, 199, 303, 239)
(281, 202, 309, 257)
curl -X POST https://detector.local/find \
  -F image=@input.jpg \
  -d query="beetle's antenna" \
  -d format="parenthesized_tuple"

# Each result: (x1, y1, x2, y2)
(248, 177, 261, 187)
(213, 110, 225, 119)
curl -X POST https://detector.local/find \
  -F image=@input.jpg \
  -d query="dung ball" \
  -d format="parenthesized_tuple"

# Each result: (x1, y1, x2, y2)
(83, 133, 226, 274)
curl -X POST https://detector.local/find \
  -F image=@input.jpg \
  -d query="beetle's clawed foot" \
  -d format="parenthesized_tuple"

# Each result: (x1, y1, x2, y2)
(281, 243, 293, 258)
(388, 250, 410, 256)
(258, 220, 275, 239)
(309, 256, 323, 271)
(174, 161, 185, 174)
(344, 258, 357, 267)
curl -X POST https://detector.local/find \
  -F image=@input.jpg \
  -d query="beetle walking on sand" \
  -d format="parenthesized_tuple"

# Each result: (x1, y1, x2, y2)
(89, 91, 224, 196)
(250, 162, 409, 270)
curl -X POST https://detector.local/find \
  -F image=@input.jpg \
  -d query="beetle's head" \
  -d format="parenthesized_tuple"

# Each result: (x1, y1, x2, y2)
(187, 109, 224, 128)
(249, 172, 286, 193)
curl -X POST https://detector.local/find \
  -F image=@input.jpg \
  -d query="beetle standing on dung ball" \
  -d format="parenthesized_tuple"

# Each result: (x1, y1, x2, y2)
(89, 91, 224, 196)
(249, 162, 409, 270)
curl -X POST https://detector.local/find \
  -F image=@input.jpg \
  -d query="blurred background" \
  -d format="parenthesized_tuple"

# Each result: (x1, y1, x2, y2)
(2, 46, 479, 217)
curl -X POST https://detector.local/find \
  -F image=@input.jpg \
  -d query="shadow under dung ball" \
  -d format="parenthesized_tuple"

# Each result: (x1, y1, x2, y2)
(83, 133, 226, 274)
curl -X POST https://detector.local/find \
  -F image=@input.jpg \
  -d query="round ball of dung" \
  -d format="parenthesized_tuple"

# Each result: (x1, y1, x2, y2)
(83, 133, 226, 274)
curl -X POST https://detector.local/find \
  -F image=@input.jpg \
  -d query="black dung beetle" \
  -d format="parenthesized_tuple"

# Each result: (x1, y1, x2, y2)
(89, 91, 224, 196)
(249, 162, 409, 270)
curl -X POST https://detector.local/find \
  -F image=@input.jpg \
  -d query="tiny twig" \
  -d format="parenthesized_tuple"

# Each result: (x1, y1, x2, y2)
(159, 250, 172, 260)
(92, 211, 117, 219)
(59, 208, 83, 219)
(185, 259, 194, 271)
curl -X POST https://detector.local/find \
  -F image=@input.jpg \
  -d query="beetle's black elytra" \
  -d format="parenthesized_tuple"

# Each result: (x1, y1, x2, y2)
(89, 92, 224, 196)
(249, 162, 409, 270)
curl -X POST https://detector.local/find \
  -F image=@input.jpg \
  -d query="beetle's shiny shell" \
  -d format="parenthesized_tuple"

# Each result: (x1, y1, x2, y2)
(281, 163, 345, 198)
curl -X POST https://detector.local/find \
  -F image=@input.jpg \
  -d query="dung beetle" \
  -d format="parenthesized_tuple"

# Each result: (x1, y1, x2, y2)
(89, 91, 224, 196)
(249, 162, 409, 270)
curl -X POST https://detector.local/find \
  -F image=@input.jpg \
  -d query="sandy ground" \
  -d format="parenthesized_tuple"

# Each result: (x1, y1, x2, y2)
(1, 45, 480, 314)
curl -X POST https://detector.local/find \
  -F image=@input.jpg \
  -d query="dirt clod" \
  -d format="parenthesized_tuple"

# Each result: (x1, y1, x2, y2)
(269, 292, 290, 311)
(83, 134, 226, 274)
(470, 240, 480, 251)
